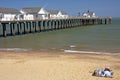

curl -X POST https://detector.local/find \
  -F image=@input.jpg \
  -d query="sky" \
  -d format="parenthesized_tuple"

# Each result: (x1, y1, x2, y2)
(0, 0, 120, 17)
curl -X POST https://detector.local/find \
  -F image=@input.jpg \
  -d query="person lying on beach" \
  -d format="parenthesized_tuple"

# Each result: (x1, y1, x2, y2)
(92, 68, 104, 77)
(103, 67, 113, 78)
(92, 67, 113, 78)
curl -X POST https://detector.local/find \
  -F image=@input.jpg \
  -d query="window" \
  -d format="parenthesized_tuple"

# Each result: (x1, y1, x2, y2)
(0, 13, 4, 18)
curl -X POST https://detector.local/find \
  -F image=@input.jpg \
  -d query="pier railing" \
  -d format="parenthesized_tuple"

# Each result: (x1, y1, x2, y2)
(0, 17, 112, 37)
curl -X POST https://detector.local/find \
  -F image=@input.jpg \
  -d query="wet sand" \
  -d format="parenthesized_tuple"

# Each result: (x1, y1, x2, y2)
(0, 51, 120, 80)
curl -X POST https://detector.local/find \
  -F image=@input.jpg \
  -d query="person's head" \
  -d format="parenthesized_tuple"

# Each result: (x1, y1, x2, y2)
(107, 67, 110, 69)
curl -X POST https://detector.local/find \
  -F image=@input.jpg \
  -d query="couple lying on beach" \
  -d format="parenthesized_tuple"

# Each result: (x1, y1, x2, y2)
(92, 67, 113, 78)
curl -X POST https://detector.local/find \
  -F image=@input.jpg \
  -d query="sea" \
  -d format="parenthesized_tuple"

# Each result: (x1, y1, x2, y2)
(0, 18, 120, 55)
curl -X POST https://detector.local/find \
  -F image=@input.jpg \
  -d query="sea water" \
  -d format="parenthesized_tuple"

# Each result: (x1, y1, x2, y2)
(0, 18, 120, 55)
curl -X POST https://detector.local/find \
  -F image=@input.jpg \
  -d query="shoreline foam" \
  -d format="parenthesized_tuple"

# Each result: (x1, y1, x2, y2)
(64, 50, 120, 55)
(0, 47, 120, 56)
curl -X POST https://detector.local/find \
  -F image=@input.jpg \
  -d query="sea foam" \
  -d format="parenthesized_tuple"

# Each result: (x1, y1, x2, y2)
(64, 50, 120, 55)
(0, 48, 30, 52)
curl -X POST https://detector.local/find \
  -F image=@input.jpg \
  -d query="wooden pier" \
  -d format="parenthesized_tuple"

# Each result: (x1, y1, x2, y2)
(0, 17, 112, 37)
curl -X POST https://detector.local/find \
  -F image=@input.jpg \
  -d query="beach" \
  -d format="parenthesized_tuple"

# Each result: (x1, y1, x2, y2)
(0, 51, 120, 80)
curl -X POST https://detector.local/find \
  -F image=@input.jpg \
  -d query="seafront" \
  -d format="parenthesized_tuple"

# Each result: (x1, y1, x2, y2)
(0, 51, 120, 80)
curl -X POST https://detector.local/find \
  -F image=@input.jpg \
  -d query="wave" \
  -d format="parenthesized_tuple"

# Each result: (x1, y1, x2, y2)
(64, 50, 120, 55)
(0, 48, 30, 52)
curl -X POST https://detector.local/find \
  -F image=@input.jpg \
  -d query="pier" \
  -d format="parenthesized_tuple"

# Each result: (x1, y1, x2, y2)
(0, 17, 112, 37)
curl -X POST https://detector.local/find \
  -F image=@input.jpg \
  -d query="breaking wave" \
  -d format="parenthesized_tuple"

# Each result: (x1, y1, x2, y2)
(0, 48, 30, 52)
(64, 50, 120, 55)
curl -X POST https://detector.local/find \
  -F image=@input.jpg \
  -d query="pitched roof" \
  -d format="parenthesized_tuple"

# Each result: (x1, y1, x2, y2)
(0, 7, 20, 14)
(47, 10, 59, 14)
(60, 11, 67, 15)
(47, 10, 67, 15)
(21, 7, 42, 14)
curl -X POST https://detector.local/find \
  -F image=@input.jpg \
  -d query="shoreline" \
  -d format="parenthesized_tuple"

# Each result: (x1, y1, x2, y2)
(0, 48, 120, 56)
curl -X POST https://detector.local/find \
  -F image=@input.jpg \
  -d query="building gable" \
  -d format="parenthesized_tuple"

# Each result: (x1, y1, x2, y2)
(38, 8, 48, 14)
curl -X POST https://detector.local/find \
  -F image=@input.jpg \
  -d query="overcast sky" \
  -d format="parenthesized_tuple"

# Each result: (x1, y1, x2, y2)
(0, 0, 120, 17)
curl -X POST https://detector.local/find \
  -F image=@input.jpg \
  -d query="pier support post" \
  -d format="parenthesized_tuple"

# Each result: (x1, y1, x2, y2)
(17, 22, 20, 35)
(41, 20, 44, 31)
(10, 23, 15, 36)
(61, 20, 64, 29)
(82, 19, 85, 25)
(70, 20, 72, 27)
(38, 21, 41, 32)
(29, 22, 32, 33)
(64, 20, 66, 28)
(100, 19, 103, 24)
(46, 21, 49, 31)
(48, 21, 51, 30)
(42, 21, 45, 31)
(109, 18, 112, 24)
(34, 22, 37, 32)
(26, 22, 29, 33)
(31, 21, 34, 33)
(19, 23, 22, 34)
(51, 20, 53, 30)
(13, 23, 15, 36)
(57, 20, 59, 29)
(23, 22, 26, 34)
(2, 23, 6, 37)
(54, 21, 56, 30)
(105, 19, 107, 24)
(92, 19, 95, 24)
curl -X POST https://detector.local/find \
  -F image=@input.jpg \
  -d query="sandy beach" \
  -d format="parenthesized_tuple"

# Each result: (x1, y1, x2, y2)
(0, 51, 120, 80)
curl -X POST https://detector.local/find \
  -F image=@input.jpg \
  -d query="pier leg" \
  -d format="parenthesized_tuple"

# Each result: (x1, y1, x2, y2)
(54, 21, 57, 30)
(20, 23, 22, 34)
(17, 22, 20, 34)
(70, 20, 72, 27)
(56, 21, 58, 29)
(100, 19, 103, 24)
(62, 20, 65, 28)
(51, 21, 54, 30)
(49, 21, 52, 30)
(60, 20, 62, 29)
(105, 19, 107, 24)
(2, 23, 6, 37)
(92, 19, 95, 24)
(109, 18, 112, 24)
(26, 22, 29, 33)
(31, 22, 34, 33)
(34, 22, 37, 32)
(42, 21, 45, 31)
(29, 22, 32, 33)
(10, 23, 12, 36)
(61, 20, 63, 29)
(38, 21, 41, 32)
(12, 23, 15, 36)
(52, 21, 55, 30)
(41, 21, 44, 31)
(23, 22, 26, 34)
(10, 23, 15, 36)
